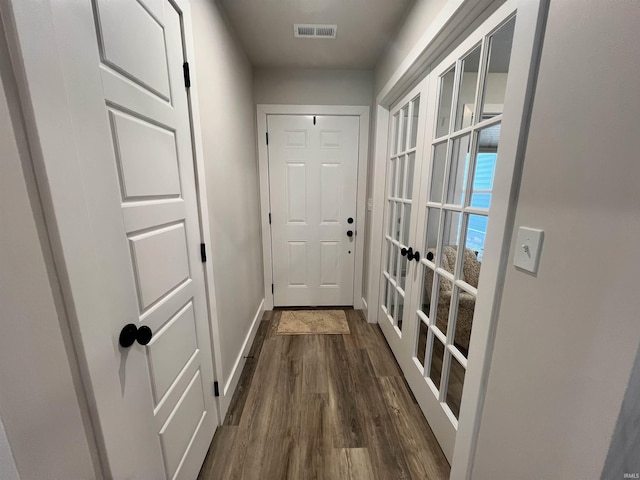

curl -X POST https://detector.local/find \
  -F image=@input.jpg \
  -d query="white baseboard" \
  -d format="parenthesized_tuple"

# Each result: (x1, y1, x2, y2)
(218, 298, 265, 420)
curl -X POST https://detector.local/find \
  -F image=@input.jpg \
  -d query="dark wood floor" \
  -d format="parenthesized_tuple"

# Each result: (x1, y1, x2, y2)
(198, 309, 450, 480)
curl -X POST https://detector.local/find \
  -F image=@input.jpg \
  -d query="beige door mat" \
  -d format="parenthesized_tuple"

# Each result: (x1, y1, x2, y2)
(276, 310, 350, 335)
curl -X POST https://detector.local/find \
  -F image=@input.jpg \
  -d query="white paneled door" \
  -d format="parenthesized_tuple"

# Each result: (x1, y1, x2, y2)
(8, 0, 218, 478)
(268, 115, 359, 306)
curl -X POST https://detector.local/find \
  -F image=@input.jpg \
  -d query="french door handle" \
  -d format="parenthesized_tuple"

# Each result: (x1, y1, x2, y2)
(412, 250, 421, 262)
(406, 247, 414, 259)
(119, 324, 153, 348)
(401, 247, 408, 256)
(347, 230, 354, 238)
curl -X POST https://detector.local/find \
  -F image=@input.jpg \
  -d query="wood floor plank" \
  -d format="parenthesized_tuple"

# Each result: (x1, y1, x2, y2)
(379, 376, 451, 479)
(197, 426, 238, 480)
(302, 334, 329, 394)
(198, 308, 450, 480)
(224, 320, 270, 425)
(330, 448, 375, 480)
(326, 334, 366, 448)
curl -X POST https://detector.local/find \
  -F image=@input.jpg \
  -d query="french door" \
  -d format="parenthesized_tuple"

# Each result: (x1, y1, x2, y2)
(377, 0, 543, 463)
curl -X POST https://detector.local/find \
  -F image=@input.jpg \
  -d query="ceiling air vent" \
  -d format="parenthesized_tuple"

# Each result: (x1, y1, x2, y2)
(294, 24, 337, 39)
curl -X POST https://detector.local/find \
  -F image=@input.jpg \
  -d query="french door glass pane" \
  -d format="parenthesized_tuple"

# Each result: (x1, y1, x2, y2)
(470, 124, 500, 209)
(446, 355, 466, 419)
(454, 45, 482, 131)
(465, 214, 488, 263)
(397, 155, 405, 198)
(429, 335, 445, 390)
(481, 17, 516, 118)
(420, 266, 435, 318)
(393, 113, 400, 155)
(388, 286, 396, 318)
(451, 286, 475, 356)
(383, 278, 390, 310)
(387, 201, 394, 236)
(430, 142, 448, 203)
(399, 255, 408, 291)
(406, 153, 416, 199)
(436, 67, 455, 138)
(447, 135, 472, 205)
(429, 142, 448, 203)
(393, 203, 402, 240)
(416, 319, 428, 368)
(401, 204, 412, 246)
(433, 272, 454, 335)
(441, 210, 463, 254)
(390, 158, 397, 198)
(388, 243, 397, 281)
(397, 292, 404, 331)
(401, 106, 409, 152)
(425, 207, 441, 261)
(410, 97, 420, 149)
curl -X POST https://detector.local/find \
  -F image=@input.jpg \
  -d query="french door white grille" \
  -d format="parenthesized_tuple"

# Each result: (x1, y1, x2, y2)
(375, 0, 545, 462)
(381, 93, 422, 334)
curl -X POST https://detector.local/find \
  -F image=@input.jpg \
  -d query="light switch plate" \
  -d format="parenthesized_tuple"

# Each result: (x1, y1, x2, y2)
(514, 227, 544, 273)
(367, 198, 373, 211)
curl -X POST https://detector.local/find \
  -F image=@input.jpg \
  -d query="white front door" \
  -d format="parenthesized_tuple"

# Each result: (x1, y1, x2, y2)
(268, 115, 359, 306)
(8, 0, 218, 478)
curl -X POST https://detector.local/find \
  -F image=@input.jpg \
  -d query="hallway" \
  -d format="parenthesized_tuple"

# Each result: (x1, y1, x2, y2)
(198, 310, 449, 479)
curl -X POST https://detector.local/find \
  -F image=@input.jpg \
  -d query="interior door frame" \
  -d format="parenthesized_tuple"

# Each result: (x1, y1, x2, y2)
(0, 0, 225, 475)
(366, 0, 548, 477)
(256, 104, 370, 311)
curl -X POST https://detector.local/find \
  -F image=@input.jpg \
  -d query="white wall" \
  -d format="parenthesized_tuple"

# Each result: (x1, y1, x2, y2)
(0, 417, 19, 480)
(253, 67, 373, 106)
(374, 0, 449, 96)
(190, 1, 264, 387)
(472, 1, 640, 478)
(0, 19, 98, 480)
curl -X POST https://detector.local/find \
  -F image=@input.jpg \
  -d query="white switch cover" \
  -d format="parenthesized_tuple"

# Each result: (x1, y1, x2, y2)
(514, 227, 544, 273)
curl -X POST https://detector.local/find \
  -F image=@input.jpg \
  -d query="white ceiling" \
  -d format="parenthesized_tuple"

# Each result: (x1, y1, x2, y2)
(218, 0, 415, 69)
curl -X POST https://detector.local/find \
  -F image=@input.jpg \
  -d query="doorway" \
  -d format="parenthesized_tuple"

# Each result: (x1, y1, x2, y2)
(257, 105, 370, 310)
(371, 0, 546, 468)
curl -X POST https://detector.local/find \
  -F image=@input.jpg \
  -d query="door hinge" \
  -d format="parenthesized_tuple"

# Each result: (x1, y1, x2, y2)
(271, 284, 274, 294)
(266, 132, 269, 145)
(183, 62, 191, 88)
(268, 212, 271, 224)
(213, 381, 219, 397)
(200, 243, 207, 263)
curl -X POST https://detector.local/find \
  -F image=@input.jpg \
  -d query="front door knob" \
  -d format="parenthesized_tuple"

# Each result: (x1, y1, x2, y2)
(347, 230, 353, 238)
(119, 324, 153, 348)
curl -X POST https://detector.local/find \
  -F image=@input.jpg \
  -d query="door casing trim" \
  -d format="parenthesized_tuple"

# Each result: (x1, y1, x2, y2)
(256, 104, 370, 310)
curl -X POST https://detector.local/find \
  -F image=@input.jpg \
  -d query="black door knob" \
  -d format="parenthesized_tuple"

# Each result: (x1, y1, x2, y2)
(413, 250, 421, 262)
(136, 326, 153, 346)
(406, 247, 414, 260)
(119, 324, 153, 348)
(401, 247, 408, 256)
(347, 230, 353, 237)
(347, 217, 354, 224)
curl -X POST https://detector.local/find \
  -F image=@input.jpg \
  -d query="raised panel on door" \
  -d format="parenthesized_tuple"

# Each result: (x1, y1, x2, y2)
(129, 223, 191, 311)
(108, 109, 181, 200)
(269, 115, 359, 306)
(95, 0, 171, 99)
(12, 0, 219, 477)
